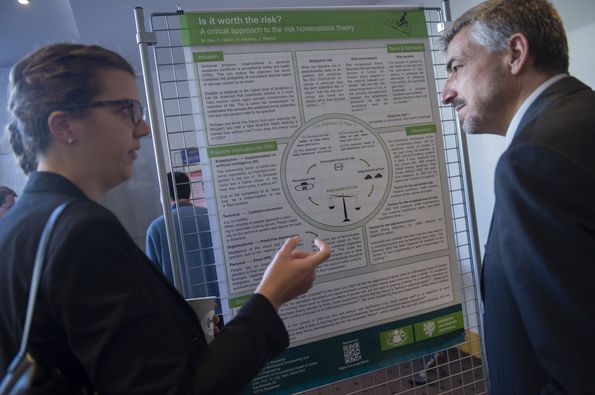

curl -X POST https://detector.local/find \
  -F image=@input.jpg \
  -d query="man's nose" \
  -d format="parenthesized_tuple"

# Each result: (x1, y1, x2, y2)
(441, 79, 456, 105)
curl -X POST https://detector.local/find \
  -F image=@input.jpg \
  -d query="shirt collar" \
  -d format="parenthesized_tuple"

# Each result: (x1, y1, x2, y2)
(504, 74, 568, 148)
(172, 200, 192, 208)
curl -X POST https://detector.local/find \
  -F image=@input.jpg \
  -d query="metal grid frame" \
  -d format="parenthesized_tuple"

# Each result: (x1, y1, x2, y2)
(139, 6, 488, 394)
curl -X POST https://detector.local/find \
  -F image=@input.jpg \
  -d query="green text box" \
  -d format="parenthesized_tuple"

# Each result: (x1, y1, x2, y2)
(387, 43, 425, 53)
(405, 124, 437, 136)
(207, 141, 278, 158)
(193, 51, 224, 62)
(229, 294, 251, 309)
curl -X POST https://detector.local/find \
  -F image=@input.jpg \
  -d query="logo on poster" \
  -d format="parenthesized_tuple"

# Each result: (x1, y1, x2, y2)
(391, 328, 408, 346)
(422, 321, 436, 337)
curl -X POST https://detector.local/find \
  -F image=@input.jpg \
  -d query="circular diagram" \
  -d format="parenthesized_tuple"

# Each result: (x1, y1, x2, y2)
(283, 115, 391, 230)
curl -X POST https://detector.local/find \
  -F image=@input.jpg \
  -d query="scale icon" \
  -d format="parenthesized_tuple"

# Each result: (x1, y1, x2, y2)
(328, 193, 361, 222)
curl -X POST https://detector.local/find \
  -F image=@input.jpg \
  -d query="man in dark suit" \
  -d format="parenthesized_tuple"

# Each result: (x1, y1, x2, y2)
(440, 0, 595, 393)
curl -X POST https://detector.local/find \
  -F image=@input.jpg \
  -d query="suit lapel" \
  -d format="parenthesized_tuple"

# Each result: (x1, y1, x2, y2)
(515, 77, 591, 141)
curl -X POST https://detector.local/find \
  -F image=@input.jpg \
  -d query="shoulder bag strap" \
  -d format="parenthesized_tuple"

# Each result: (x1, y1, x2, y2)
(17, 201, 74, 355)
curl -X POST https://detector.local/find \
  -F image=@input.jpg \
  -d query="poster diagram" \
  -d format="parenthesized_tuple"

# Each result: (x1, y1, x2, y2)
(177, 8, 464, 394)
(284, 115, 391, 229)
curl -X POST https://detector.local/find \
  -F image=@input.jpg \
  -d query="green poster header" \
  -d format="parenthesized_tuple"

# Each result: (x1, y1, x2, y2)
(180, 9, 427, 46)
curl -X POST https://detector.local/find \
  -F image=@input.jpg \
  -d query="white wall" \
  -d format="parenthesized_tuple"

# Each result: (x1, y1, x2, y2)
(556, 1, 595, 88)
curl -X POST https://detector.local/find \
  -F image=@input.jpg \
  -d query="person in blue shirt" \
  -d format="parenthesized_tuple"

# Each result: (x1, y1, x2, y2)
(146, 171, 218, 299)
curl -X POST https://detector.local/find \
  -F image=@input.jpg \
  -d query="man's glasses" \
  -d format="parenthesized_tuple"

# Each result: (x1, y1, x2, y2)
(67, 99, 146, 125)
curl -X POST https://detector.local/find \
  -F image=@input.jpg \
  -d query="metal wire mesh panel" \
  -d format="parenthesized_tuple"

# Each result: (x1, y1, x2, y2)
(145, 7, 487, 394)
(149, 12, 225, 300)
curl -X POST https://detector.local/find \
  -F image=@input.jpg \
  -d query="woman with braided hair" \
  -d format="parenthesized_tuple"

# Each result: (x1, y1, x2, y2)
(0, 43, 329, 394)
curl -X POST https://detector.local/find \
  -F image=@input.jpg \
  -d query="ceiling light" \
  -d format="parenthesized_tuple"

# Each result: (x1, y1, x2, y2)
(18, 0, 30, 5)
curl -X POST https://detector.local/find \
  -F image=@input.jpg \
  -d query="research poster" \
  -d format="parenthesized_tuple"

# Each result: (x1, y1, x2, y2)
(178, 8, 464, 394)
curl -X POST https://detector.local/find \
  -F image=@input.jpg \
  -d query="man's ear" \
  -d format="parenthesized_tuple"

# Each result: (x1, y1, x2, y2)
(507, 32, 530, 75)
(47, 111, 75, 144)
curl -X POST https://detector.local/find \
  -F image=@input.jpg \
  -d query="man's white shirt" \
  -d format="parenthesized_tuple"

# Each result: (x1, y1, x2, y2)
(504, 74, 568, 149)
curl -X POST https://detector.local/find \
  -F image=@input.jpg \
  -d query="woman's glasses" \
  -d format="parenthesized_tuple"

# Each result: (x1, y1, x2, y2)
(67, 99, 146, 125)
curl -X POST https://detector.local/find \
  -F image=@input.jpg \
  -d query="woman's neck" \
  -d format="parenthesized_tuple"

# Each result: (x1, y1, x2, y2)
(37, 159, 104, 202)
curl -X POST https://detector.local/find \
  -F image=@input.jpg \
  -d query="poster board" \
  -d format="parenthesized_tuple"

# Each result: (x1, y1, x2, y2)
(159, 7, 466, 394)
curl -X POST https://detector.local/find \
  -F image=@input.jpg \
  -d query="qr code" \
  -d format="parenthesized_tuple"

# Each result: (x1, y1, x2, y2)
(343, 341, 362, 364)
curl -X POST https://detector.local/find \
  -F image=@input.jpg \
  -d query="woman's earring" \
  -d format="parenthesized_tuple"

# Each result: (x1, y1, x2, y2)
(67, 137, 75, 144)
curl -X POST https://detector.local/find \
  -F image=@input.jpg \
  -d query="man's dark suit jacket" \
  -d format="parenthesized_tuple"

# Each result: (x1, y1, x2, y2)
(0, 172, 288, 394)
(483, 76, 595, 394)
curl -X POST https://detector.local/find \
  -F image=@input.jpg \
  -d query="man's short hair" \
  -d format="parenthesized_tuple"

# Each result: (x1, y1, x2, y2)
(167, 172, 191, 201)
(0, 186, 17, 205)
(441, 0, 568, 74)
